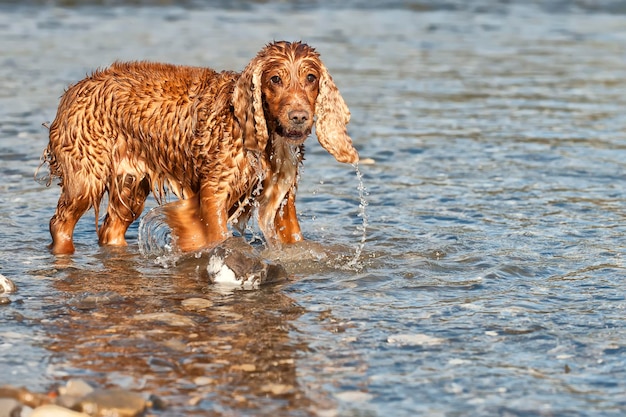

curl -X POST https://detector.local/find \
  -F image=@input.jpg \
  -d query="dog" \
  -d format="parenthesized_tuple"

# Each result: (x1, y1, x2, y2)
(40, 41, 358, 254)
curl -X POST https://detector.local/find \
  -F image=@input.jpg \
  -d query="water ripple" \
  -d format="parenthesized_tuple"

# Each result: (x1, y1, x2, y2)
(0, 2, 625, 416)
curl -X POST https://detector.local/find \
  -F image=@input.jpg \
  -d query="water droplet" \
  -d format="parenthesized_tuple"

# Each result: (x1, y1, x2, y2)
(345, 163, 369, 271)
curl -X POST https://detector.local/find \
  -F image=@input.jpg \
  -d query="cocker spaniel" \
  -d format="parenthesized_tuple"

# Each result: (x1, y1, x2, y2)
(41, 41, 358, 255)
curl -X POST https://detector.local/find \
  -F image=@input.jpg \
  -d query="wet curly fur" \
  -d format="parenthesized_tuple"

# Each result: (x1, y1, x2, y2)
(41, 41, 358, 255)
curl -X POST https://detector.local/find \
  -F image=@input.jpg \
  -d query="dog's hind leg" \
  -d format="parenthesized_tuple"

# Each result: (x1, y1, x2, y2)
(50, 191, 94, 255)
(98, 175, 150, 247)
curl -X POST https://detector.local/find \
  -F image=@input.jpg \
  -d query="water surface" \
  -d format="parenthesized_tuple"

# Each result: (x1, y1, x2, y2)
(1, 1, 625, 416)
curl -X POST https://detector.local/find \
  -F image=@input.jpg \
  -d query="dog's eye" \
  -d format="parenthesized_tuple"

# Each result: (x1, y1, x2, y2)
(270, 75, 281, 85)
(306, 74, 317, 83)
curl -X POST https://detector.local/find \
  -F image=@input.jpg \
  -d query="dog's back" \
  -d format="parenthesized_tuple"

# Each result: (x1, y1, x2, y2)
(44, 61, 240, 254)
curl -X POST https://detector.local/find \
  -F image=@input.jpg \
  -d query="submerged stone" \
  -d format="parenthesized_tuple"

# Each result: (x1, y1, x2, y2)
(132, 312, 196, 327)
(0, 398, 21, 417)
(56, 379, 95, 409)
(199, 237, 289, 289)
(181, 297, 213, 311)
(30, 405, 89, 417)
(73, 389, 146, 417)
(0, 274, 16, 294)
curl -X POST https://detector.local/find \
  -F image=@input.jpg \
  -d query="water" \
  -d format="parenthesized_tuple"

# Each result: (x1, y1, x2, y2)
(1, 1, 626, 415)
(138, 205, 175, 258)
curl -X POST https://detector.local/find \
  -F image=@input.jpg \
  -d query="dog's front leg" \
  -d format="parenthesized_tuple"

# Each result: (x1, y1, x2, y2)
(274, 190, 303, 244)
(198, 182, 231, 244)
(163, 186, 229, 252)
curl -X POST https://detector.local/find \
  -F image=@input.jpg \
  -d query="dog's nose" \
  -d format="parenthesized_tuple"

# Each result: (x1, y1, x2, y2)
(288, 110, 309, 125)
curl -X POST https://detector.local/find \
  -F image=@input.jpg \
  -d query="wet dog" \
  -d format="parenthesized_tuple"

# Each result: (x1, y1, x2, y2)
(41, 41, 358, 254)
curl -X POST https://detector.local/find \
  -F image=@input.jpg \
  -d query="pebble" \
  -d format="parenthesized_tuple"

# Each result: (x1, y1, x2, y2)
(261, 383, 293, 396)
(0, 379, 163, 417)
(132, 312, 196, 327)
(0, 274, 16, 294)
(69, 292, 124, 310)
(192, 376, 213, 386)
(56, 379, 95, 409)
(0, 398, 21, 417)
(0, 385, 49, 408)
(230, 363, 256, 372)
(30, 405, 89, 417)
(181, 297, 213, 311)
(75, 389, 146, 417)
(62, 379, 95, 398)
(0, 274, 17, 304)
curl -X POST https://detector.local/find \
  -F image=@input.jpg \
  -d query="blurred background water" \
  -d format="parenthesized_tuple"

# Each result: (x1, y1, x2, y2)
(1, 1, 625, 416)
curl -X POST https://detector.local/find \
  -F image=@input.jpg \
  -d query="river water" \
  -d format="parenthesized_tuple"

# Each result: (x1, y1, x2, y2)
(1, 1, 625, 416)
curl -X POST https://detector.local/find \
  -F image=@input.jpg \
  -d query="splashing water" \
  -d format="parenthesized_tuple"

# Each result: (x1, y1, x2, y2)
(137, 205, 174, 258)
(345, 162, 369, 270)
(137, 162, 369, 271)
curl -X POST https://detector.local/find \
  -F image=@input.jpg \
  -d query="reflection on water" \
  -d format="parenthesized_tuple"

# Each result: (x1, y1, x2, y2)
(1, 1, 626, 416)
(46, 255, 312, 415)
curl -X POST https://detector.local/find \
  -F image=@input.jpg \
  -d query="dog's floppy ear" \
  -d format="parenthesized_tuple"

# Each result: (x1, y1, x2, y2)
(232, 57, 269, 154)
(314, 64, 359, 164)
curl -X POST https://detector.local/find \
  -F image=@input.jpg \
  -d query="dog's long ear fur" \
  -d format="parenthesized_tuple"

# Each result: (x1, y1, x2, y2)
(232, 57, 269, 154)
(314, 64, 359, 164)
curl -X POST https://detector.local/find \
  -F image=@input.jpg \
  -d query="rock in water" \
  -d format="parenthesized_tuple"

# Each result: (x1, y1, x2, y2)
(0, 274, 17, 293)
(0, 398, 22, 417)
(30, 405, 89, 417)
(190, 237, 288, 289)
(74, 389, 146, 417)
(56, 379, 95, 409)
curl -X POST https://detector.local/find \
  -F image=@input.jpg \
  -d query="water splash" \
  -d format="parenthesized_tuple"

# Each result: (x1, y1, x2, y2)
(345, 162, 369, 271)
(137, 163, 369, 271)
(138, 205, 175, 261)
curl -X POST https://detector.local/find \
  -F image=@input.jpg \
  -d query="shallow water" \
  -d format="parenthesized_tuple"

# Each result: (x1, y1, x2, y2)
(1, 1, 626, 416)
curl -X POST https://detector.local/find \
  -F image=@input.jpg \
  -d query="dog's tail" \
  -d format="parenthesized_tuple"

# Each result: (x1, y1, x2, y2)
(34, 122, 54, 187)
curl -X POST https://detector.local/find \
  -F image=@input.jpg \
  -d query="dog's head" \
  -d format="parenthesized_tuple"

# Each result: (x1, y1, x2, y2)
(233, 41, 358, 164)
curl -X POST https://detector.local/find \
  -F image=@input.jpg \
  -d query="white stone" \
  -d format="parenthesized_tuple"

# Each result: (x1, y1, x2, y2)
(387, 333, 445, 346)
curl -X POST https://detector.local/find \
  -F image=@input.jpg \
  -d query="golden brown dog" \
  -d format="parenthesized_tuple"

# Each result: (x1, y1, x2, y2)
(41, 41, 358, 255)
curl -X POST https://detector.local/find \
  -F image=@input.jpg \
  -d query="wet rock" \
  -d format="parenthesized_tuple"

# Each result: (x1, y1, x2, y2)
(146, 394, 166, 411)
(181, 297, 213, 311)
(74, 389, 146, 417)
(68, 292, 124, 310)
(261, 383, 294, 396)
(0, 398, 21, 417)
(0, 385, 50, 408)
(64, 380, 94, 397)
(230, 363, 256, 372)
(0, 274, 17, 294)
(30, 404, 89, 417)
(197, 237, 288, 289)
(132, 312, 196, 327)
(56, 379, 94, 409)
(192, 376, 213, 386)
(0, 382, 162, 417)
(162, 337, 187, 351)
(0, 275, 16, 304)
